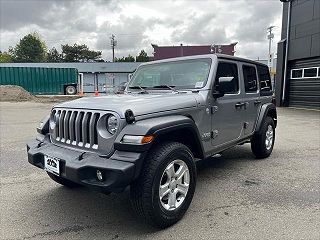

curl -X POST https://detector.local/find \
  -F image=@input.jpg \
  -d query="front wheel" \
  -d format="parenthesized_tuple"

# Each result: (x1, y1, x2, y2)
(130, 142, 196, 228)
(251, 116, 275, 159)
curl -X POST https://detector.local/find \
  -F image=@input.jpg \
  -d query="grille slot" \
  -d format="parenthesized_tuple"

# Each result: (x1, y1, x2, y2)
(51, 109, 100, 149)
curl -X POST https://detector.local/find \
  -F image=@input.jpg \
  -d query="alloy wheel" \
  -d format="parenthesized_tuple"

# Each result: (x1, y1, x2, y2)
(159, 159, 190, 211)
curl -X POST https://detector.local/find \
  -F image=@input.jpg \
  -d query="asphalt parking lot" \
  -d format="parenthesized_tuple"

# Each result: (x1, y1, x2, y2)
(0, 101, 319, 240)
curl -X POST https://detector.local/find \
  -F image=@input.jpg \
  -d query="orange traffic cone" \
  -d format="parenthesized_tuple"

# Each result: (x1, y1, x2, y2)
(79, 90, 83, 97)
(94, 89, 99, 96)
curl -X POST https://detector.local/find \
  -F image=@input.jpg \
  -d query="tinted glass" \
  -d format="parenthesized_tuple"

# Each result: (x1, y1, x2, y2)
(257, 65, 272, 92)
(214, 62, 239, 94)
(303, 68, 317, 77)
(128, 59, 211, 89)
(243, 65, 258, 92)
(291, 69, 302, 78)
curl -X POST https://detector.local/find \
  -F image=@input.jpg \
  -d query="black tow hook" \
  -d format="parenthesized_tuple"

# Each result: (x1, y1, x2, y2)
(37, 141, 45, 148)
(78, 152, 85, 161)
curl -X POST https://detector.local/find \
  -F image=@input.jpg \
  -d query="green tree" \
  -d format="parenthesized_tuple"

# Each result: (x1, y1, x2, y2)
(47, 47, 63, 62)
(10, 32, 47, 62)
(0, 51, 12, 63)
(115, 55, 135, 62)
(135, 50, 149, 62)
(61, 43, 102, 62)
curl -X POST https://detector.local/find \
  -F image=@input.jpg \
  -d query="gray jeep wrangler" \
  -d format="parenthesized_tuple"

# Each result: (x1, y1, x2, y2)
(27, 54, 277, 228)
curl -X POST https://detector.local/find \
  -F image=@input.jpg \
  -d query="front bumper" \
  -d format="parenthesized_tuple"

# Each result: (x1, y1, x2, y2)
(27, 137, 145, 193)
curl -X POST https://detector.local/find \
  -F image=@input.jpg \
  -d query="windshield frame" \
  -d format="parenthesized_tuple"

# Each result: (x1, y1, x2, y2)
(127, 58, 212, 91)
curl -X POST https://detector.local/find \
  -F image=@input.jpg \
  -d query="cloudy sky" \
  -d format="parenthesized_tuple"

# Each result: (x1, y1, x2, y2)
(0, 0, 283, 61)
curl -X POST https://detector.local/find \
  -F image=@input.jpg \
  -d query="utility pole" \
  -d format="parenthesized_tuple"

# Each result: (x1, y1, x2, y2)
(267, 26, 275, 71)
(110, 34, 117, 62)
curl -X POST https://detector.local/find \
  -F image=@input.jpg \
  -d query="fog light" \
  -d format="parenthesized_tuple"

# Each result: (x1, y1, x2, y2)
(96, 170, 103, 181)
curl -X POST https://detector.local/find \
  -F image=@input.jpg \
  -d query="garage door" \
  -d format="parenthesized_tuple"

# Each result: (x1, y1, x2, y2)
(288, 58, 320, 110)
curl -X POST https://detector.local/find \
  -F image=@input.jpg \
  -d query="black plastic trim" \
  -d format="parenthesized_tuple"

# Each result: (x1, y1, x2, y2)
(27, 138, 145, 193)
(255, 103, 277, 134)
(114, 116, 205, 158)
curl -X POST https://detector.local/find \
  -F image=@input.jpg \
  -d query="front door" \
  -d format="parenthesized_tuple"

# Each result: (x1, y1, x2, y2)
(211, 61, 244, 147)
(240, 64, 260, 137)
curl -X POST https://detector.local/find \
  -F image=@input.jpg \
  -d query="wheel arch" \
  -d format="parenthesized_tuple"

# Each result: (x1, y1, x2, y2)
(255, 103, 277, 134)
(151, 124, 205, 159)
(114, 115, 205, 159)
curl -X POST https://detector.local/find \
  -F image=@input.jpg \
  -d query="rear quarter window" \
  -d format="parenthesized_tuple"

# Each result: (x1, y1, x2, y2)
(242, 65, 258, 93)
(257, 65, 272, 96)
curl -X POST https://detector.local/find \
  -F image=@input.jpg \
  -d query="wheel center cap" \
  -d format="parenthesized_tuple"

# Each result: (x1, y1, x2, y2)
(170, 180, 176, 189)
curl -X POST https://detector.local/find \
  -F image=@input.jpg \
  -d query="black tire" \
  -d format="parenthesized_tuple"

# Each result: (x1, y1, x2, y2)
(251, 116, 275, 159)
(47, 172, 81, 188)
(65, 85, 77, 95)
(130, 142, 196, 228)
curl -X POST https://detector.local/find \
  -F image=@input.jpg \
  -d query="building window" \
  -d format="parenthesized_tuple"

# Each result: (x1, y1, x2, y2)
(242, 65, 258, 93)
(291, 69, 303, 79)
(303, 68, 317, 78)
(291, 67, 320, 79)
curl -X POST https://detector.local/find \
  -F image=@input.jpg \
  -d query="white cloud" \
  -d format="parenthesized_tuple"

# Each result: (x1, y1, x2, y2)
(0, 0, 283, 61)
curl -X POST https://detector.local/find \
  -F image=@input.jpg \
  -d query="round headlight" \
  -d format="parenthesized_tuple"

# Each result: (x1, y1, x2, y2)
(107, 115, 118, 134)
(50, 112, 59, 129)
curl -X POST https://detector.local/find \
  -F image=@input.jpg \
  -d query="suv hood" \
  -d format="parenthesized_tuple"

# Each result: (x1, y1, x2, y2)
(55, 93, 198, 118)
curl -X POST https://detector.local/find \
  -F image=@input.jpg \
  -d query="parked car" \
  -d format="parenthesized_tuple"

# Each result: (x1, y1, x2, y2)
(27, 54, 277, 228)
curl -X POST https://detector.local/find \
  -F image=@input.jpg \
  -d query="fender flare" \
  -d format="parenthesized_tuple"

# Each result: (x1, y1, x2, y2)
(114, 115, 205, 157)
(255, 103, 277, 134)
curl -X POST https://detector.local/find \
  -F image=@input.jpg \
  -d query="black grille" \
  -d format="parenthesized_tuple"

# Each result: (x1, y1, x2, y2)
(51, 109, 100, 149)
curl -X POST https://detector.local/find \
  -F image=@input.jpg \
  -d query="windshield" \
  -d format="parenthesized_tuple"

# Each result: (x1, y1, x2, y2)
(128, 58, 212, 90)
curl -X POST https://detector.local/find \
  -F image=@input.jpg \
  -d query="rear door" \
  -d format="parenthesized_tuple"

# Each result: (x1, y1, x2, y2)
(240, 63, 260, 137)
(211, 61, 244, 147)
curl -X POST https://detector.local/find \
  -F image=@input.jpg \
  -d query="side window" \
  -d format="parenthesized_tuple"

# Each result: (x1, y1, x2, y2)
(242, 65, 258, 93)
(257, 65, 272, 94)
(215, 62, 239, 94)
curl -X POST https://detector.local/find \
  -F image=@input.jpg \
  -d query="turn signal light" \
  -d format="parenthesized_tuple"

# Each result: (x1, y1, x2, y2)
(122, 135, 154, 144)
(141, 135, 154, 144)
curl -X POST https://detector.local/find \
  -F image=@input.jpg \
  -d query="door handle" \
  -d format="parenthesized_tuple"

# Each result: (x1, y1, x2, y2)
(254, 100, 262, 105)
(235, 102, 244, 108)
(243, 102, 249, 109)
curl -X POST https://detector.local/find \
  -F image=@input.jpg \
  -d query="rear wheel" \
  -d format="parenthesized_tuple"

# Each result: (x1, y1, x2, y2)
(47, 172, 81, 188)
(251, 116, 275, 159)
(130, 142, 196, 228)
(65, 85, 77, 95)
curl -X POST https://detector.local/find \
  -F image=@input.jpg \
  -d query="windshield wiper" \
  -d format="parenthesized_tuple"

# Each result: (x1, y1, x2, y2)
(151, 85, 179, 93)
(128, 85, 149, 94)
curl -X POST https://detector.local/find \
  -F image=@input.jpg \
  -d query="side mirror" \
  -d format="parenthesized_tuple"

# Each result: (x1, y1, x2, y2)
(213, 76, 234, 98)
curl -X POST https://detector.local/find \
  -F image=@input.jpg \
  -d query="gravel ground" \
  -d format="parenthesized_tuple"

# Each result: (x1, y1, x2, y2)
(0, 85, 34, 101)
(0, 101, 319, 240)
(0, 85, 81, 103)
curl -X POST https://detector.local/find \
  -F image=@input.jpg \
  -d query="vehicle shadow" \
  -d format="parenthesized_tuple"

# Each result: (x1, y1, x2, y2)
(34, 145, 256, 236)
